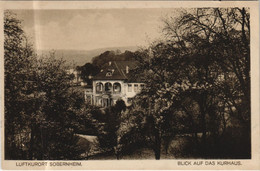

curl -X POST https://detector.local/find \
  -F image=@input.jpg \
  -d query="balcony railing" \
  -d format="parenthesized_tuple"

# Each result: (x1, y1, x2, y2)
(96, 90, 120, 95)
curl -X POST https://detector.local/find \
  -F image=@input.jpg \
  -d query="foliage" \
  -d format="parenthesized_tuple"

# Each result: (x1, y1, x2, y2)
(4, 10, 37, 159)
(4, 8, 251, 160)
(32, 55, 85, 159)
(4, 11, 85, 159)
(93, 100, 126, 159)
(76, 63, 100, 85)
(91, 50, 136, 67)
(127, 7, 250, 159)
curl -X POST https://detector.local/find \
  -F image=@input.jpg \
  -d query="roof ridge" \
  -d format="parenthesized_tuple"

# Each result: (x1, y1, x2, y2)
(114, 61, 127, 79)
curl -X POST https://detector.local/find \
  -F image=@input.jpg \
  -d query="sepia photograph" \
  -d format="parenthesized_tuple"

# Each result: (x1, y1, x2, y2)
(1, 1, 259, 170)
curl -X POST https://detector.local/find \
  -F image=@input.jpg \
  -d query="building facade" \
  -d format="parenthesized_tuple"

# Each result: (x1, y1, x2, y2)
(67, 68, 84, 85)
(85, 61, 144, 107)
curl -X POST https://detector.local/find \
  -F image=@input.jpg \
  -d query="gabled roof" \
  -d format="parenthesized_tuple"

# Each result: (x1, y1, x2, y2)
(92, 61, 139, 81)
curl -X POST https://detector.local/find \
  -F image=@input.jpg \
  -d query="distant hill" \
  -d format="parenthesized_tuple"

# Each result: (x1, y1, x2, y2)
(37, 46, 138, 66)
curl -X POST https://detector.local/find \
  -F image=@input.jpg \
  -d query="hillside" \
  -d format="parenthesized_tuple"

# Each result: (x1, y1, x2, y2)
(37, 46, 138, 66)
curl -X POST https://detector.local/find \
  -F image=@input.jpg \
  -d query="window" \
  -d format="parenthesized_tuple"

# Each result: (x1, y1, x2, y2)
(106, 69, 114, 77)
(134, 84, 138, 92)
(128, 84, 132, 92)
(113, 83, 121, 93)
(105, 82, 112, 92)
(96, 82, 103, 93)
(98, 98, 102, 106)
(106, 72, 112, 76)
(140, 84, 144, 90)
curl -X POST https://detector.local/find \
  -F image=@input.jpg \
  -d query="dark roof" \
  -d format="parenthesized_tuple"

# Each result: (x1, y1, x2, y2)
(93, 61, 139, 81)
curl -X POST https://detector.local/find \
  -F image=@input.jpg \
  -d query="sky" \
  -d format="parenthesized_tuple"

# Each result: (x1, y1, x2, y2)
(13, 9, 176, 51)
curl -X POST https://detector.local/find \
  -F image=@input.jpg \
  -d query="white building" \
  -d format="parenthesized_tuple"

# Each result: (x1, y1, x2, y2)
(67, 68, 83, 85)
(85, 61, 144, 107)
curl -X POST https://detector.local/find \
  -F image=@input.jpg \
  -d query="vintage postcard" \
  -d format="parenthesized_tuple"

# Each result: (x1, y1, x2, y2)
(0, 1, 259, 170)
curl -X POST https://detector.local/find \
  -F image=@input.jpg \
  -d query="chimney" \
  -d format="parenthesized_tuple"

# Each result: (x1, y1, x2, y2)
(126, 66, 129, 74)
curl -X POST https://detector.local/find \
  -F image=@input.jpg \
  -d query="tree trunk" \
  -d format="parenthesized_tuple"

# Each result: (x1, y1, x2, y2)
(194, 132, 198, 146)
(154, 129, 161, 160)
(197, 93, 207, 154)
(115, 148, 120, 160)
(165, 141, 169, 155)
(116, 154, 120, 160)
(155, 149, 160, 160)
(201, 110, 207, 151)
(29, 121, 35, 160)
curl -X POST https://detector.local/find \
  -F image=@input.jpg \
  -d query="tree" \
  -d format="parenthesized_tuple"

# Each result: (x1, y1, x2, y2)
(4, 10, 37, 159)
(126, 44, 188, 159)
(162, 8, 250, 157)
(29, 54, 85, 159)
(4, 11, 86, 159)
(77, 63, 100, 85)
(163, 8, 250, 127)
(126, 7, 250, 159)
(94, 99, 126, 159)
(91, 50, 136, 67)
